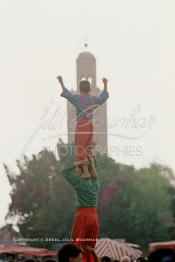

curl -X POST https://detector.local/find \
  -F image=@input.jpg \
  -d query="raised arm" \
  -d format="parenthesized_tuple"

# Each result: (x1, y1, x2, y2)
(57, 75, 65, 89)
(61, 160, 88, 189)
(94, 77, 109, 105)
(61, 163, 80, 189)
(103, 77, 108, 92)
(56, 75, 78, 106)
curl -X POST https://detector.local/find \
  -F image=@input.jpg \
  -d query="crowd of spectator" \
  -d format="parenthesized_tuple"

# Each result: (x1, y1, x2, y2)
(0, 244, 175, 262)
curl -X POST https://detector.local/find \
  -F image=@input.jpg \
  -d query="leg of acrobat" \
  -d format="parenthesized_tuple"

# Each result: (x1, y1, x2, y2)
(75, 118, 93, 177)
(71, 208, 99, 262)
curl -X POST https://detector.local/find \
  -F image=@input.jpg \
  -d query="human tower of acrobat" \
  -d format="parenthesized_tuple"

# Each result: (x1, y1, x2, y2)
(57, 75, 109, 262)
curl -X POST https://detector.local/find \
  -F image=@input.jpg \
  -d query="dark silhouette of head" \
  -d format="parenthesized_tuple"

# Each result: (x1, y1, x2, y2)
(120, 256, 131, 262)
(148, 248, 175, 262)
(79, 80, 91, 94)
(23, 260, 37, 262)
(58, 244, 82, 262)
(101, 256, 112, 262)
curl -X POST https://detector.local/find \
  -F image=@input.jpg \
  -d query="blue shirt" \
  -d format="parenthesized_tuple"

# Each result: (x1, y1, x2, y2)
(61, 87, 109, 120)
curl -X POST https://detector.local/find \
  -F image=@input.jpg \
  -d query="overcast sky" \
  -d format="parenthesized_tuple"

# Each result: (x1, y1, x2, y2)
(0, 0, 175, 227)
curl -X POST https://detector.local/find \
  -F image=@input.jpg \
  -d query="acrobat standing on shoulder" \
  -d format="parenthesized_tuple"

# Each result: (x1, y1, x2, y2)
(61, 161, 100, 262)
(57, 75, 109, 177)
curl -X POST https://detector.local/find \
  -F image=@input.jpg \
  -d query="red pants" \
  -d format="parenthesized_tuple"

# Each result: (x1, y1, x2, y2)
(75, 118, 94, 161)
(71, 208, 99, 262)
(71, 208, 99, 248)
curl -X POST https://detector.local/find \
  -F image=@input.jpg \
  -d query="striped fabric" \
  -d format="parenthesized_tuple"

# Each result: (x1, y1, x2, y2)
(149, 241, 175, 252)
(95, 238, 142, 260)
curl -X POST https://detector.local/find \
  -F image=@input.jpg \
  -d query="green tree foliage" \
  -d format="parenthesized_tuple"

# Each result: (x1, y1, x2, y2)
(4, 141, 175, 249)
(98, 162, 174, 249)
(5, 141, 76, 248)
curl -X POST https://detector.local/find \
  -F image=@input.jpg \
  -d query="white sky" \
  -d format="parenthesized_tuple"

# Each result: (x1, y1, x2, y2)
(0, 0, 175, 227)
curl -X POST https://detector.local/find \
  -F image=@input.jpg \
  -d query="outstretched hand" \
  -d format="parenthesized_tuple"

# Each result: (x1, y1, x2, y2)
(57, 75, 63, 83)
(82, 245, 94, 253)
(74, 160, 89, 166)
(102, 77, 108, 86)
(56, 75, 65, 89)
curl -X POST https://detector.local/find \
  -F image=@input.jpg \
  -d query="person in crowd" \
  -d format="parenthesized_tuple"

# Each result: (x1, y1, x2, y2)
(120, 256, 131, 262)
(58, 244, 99, 262)
(148, 248, 175, 262)
(101, 256, 112, 262)
(58, 244, 82, 262)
